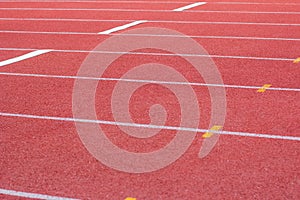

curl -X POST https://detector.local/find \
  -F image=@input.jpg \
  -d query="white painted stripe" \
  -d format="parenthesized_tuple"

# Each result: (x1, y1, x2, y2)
(0, 0, 191, 3)
(113, 33, 300, 41)
(188, 10, 300, 14)
(0, 47, 295, 61)
(0, 72, 299, 92)
(0, 17, 133, 22)
(0, 112, 299, 141)
(173, 2, 207, 11)
(0, 7, 300, 14)
(1, 17, 300, 27)
(214, 2, 300, 6)
(2, 30, 300, 42)
(1, 1, 300, 6)
(98, 20, 147, 34)
(177, 21, 300, 26)
(0, 50, 51, 67)
(0, 188, 78, 200)
(0, 30, 94, 35)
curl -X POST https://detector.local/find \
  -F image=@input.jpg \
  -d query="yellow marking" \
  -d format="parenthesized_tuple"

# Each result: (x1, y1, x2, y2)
(257, 84, 272, 93)
(125, 198, 136, 200)
(202, 125, 222, 138)
(202, 132, 213, 138)
(293, 57, 300, 64)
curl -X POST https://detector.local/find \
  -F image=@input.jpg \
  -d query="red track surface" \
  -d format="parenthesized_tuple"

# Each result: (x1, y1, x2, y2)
(0, 0, 299, 199)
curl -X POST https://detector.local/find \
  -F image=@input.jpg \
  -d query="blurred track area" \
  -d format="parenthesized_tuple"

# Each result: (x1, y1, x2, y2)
(0, 0, 299, 199)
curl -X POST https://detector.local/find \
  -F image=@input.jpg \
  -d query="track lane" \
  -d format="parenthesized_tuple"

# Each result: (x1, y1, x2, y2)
(1, 115, 299, 199)
(0, 51, 35, 61)
(1, 32, 299, 62)
(0, 52, 299, 135)
(1, 19, 300, 38)
(0, 20, 131, 33)
(1, 0, 299, 3)
(0, 2, 184, 10)
(1, 10, 300, 24)
(192, 3, 300, 12)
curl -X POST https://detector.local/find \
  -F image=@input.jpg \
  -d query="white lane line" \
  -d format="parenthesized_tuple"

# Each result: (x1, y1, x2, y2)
(1, 1, 300, 5)
(214, 2, 300, 6)
(0, 47, 295, 61)
(0, 17, 133, 22)
(98, 20, 147, 34)
(0, 0, 190, 3)
(0, 0, 196, 3)
(2, 30, 300, 42)
(188, 10, 300, 14)
(1, 72, 299, 92)
(0, 112, 299, 141)
(0, 188, 78, 200)
(173, 2, 207, 11)
(0, 30, 95, 35)
(109, 33, 300, 41)
(1, 17, 300, 27)
(0, 7, 300, 14)
(0, 50, 51, 67)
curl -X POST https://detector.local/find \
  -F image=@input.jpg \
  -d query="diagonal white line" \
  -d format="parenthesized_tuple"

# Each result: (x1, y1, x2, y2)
(0, 72, 299, 92)
(0, 188, 78, 200)
(0, 50, 52, 67)
(173, 2, 207, 12)
(98, 20, 147, 34)
(0, 112, 299, 141)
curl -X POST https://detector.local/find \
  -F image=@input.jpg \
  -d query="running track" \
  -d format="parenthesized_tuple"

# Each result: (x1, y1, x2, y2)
(0, 0, 299, 199)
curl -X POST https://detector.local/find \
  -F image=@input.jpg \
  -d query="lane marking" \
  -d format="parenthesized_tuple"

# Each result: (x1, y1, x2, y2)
(0, 112, 299, 141)
(0, 50, 51, 67)
(202, 125, 222, 138)
(293, 57, 300, 63)
(1, 30, 300, 42)
(107, 33, 300, 41)
(0, 47, 295, 62)
(0, 17, 133, 22)
(173, 2, 207, 12)
(0, 30, 95, 35)
(1, 18, 300, 27)
(98, 20, 147, 34)
(0, 7, 300, 14)
(214, 2, 300, 6)
(125, 198, 136, 200)
(0, 188, 78, 200)
(0, 0, 190, 3)
(1, 1, 300, 6)
(187, 10, 300, 14)
(257, 84, 272, 93)
(0, 72, 299, 92)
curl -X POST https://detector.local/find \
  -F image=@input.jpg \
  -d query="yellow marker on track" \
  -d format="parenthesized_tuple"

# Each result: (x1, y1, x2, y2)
(257, 84, 272, 93)
(293, 57, 300, 64)
(125, 198, 136, 200)
(202, 125, 222, 138)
